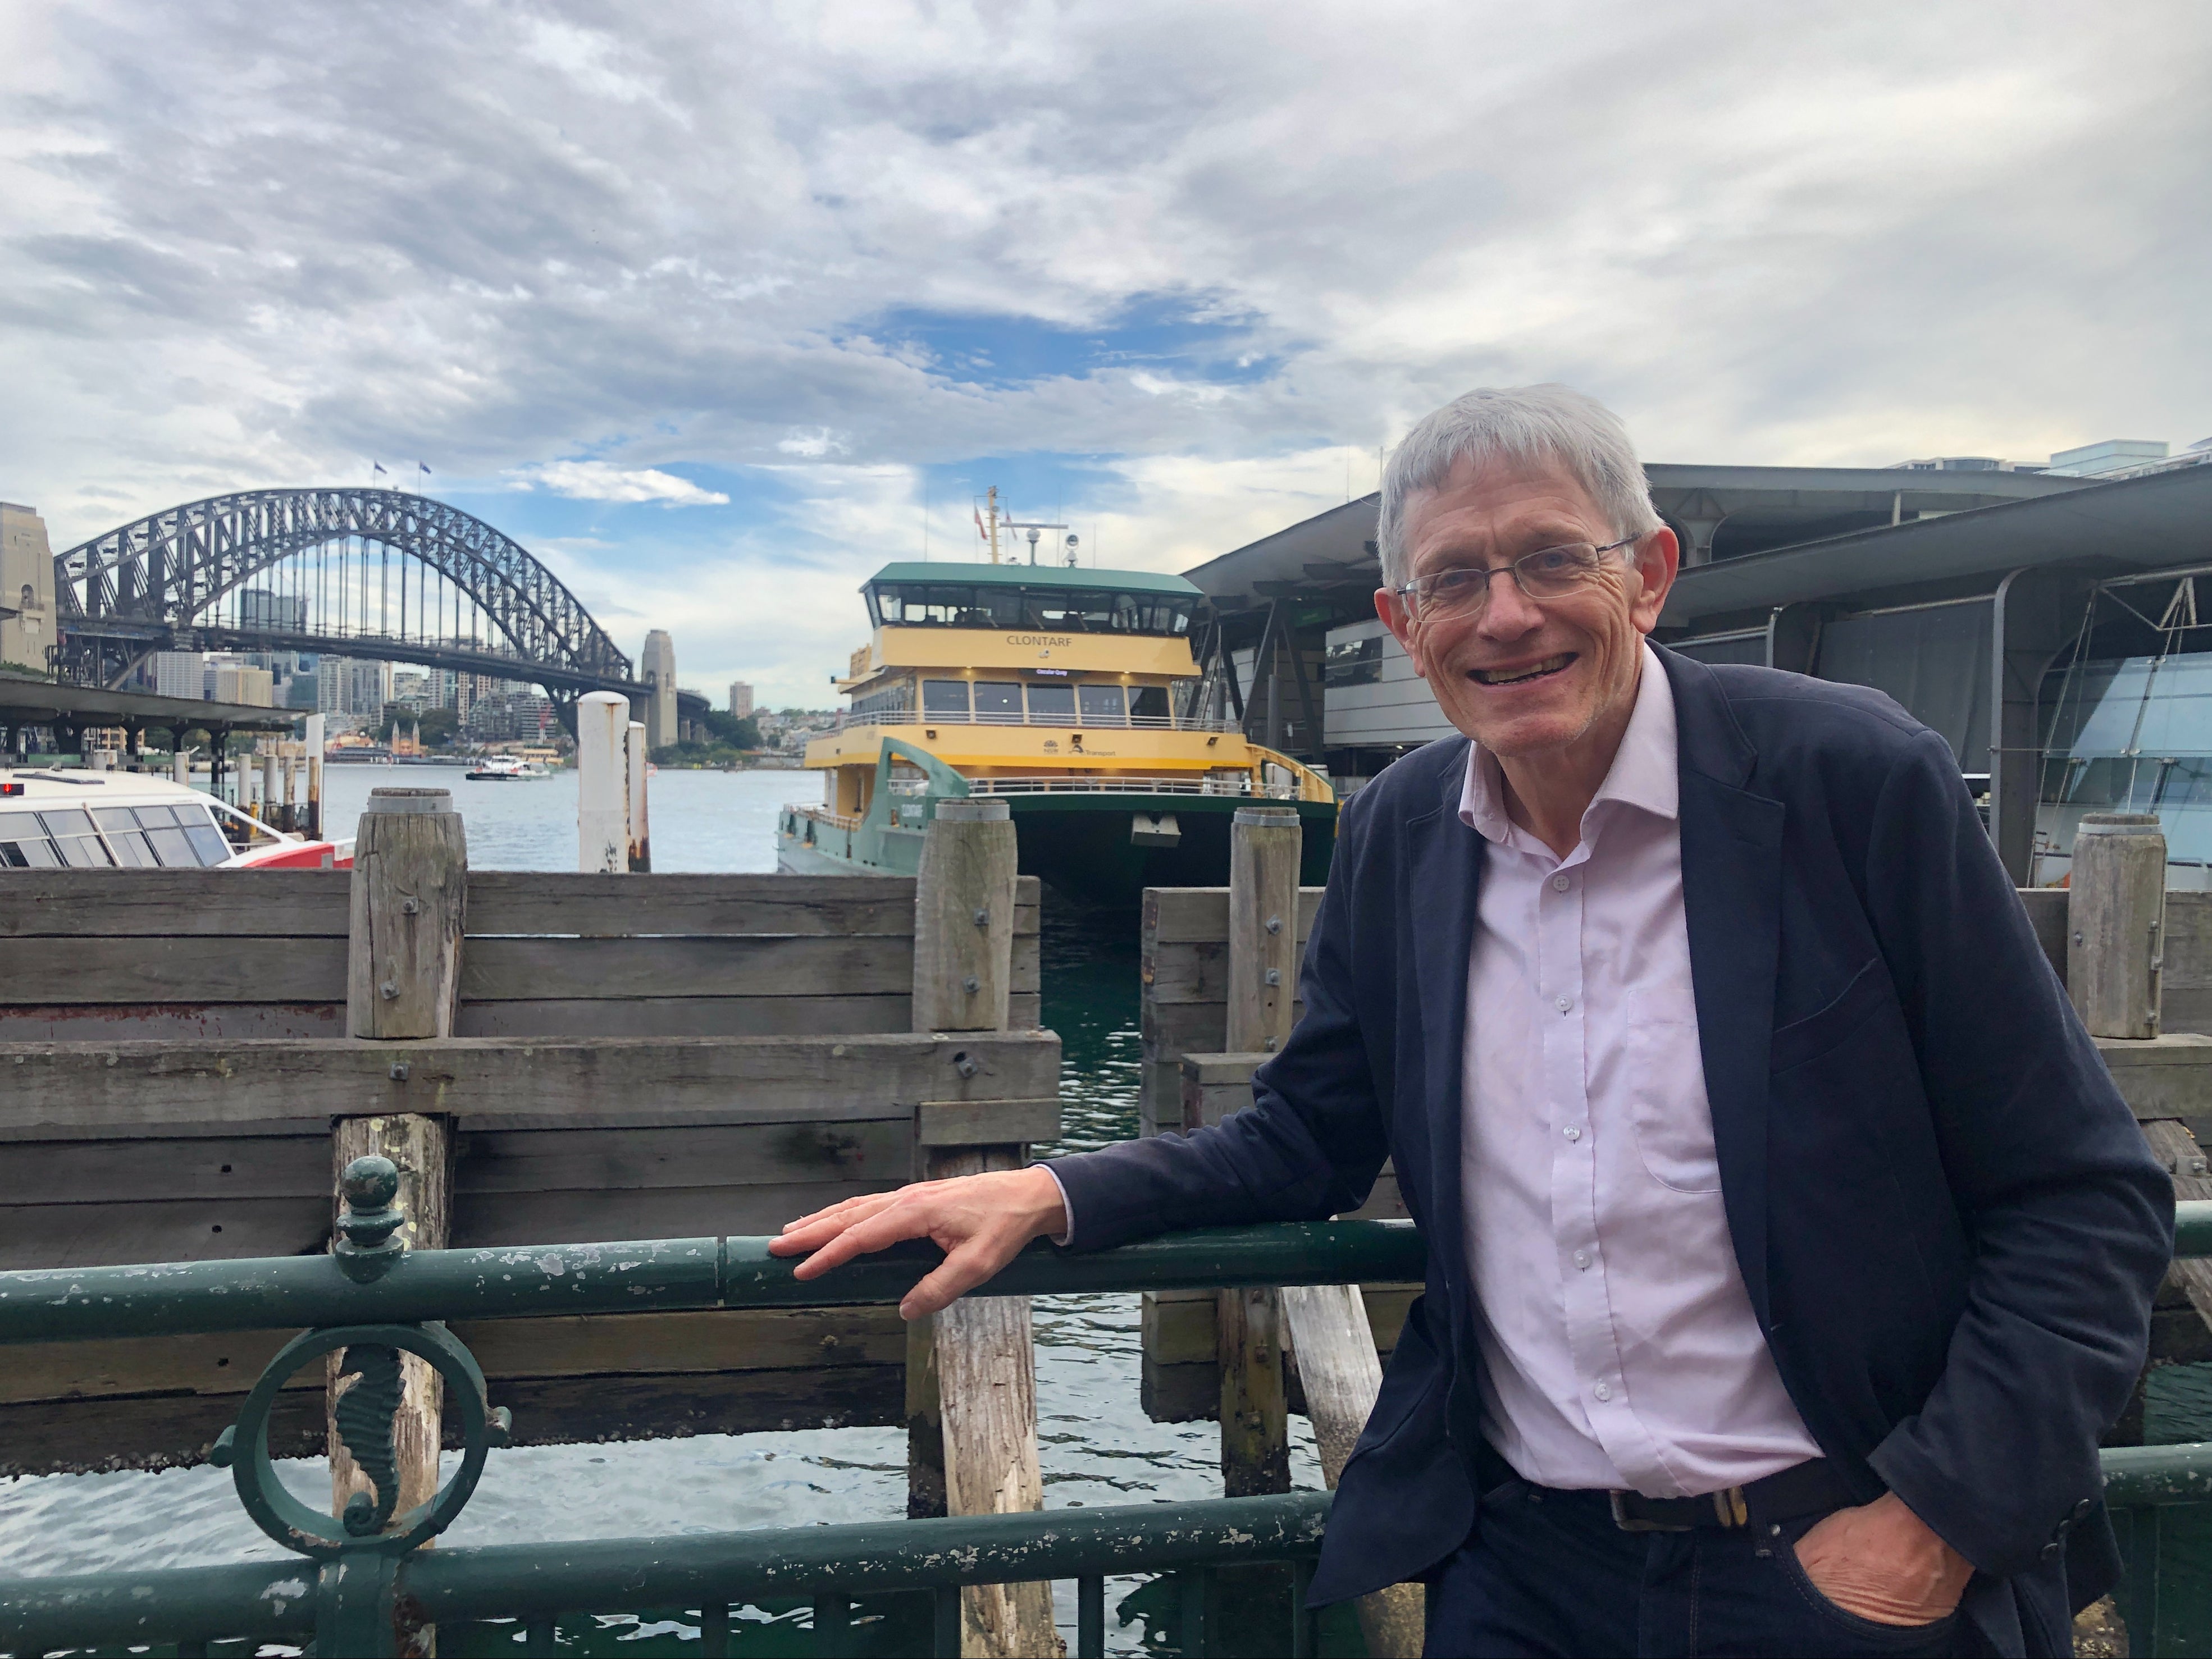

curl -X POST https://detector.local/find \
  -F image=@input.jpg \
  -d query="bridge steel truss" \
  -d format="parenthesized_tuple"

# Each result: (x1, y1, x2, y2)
(53, 488, 641, 697)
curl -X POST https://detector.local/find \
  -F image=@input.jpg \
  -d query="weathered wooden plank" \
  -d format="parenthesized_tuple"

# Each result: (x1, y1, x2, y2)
(0, 1032, 1062, 1139)
(0, 1196, 331, 1268)
(0, 1308, 907, 1407)
(0, 1135, 329, 1205)
(2098, 1035, 2212, 1119)
(0, 1364, 904, 1476)
(453, 995, 915, 1038)
(1142, 887, 1323, 947)
(453, 991, 1039, 1038)
(451, 1180, 894, 1246)
(466, 874, 921, 938)
(915, 1099, 1061, 1147)
(455, 1306, 907, 1379)
(461, 935, 918, 1001)
(485, 1365, 901, 1445)
(459, 872, 1039, 938)
(0, 937, 348, 1006)
(0, 1005, 345, 1040)
(0, 869, 350, 939)
(454, 1119, 913, 1193)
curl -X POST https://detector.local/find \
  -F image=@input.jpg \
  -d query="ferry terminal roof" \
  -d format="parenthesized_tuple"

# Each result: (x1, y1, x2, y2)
(865, 561, 1202, 597)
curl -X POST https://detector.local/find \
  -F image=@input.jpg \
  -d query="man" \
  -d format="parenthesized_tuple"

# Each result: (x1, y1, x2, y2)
(774, 385, 2172, 1657)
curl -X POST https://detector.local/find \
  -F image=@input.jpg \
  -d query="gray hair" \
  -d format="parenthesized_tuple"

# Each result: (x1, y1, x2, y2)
(1375, 384, 1663, 590)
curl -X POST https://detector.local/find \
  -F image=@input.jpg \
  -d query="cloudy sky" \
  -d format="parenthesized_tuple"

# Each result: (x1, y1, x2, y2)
(3, 2, 2206, 707)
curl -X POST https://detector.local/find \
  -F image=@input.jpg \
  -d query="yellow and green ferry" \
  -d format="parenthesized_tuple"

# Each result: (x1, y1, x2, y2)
(777, 561, 1336, 907)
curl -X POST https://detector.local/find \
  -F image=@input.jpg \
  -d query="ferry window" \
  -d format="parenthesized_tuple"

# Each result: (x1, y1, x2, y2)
(900, 587, 975, 625)
(182, 812, 232, 865)
(0, 810, 57, 868)
(1026, 682, 1076, 722)
(1326, 637, 1383, 687)
(851, 679, 914, 721)
(38, 808, 112, 869)
(864, 587, 884, 628)
(922, 679, 972, 720)
(1130, 685, 1170, 724)
(92, 807, 157, 867)
(974, 683, 1023, 723)
(1078, 684, 1128, 726)
(144, 823, 198, 866)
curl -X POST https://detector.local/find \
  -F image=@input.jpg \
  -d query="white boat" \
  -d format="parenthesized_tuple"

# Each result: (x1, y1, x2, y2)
(464, 756, 546, 781)
(0, 768, 353, 870)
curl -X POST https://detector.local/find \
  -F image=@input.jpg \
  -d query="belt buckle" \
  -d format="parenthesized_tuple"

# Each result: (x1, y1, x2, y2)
(1609, 1491, 1690, 1533)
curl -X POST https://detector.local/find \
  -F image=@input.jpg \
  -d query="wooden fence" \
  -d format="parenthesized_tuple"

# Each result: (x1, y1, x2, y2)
(0, 859, 1052, 1478)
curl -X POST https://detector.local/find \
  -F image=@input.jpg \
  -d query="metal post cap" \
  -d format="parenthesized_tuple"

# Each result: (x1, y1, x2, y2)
(936, 799, 1010, 822)
(364, 787, 454, 814)
(1233, 806, 1301, 826)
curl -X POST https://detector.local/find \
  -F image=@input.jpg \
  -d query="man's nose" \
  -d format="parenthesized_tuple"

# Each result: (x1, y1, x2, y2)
(1477, 572, 1545, 638)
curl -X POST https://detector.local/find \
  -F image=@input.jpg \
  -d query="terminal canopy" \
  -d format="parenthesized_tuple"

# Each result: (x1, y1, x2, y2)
(862, 562, 1201, 637)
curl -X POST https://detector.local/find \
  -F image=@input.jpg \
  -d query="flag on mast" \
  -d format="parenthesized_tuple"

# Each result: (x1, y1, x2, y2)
(372, 461, 387, 477)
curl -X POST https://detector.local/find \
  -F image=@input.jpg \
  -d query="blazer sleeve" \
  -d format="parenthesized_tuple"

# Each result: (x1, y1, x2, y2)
(1046, 792, 1394, 1254)
(1859, 728, 2173, 1578)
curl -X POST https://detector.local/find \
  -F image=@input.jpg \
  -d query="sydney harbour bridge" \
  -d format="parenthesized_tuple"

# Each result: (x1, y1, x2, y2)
(49, 487, 692, 725)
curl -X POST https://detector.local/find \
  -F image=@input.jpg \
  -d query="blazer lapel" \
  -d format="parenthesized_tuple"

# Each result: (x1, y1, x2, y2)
(1404, 742, 1481, 1294)
(1658, 647, 1787, 1327)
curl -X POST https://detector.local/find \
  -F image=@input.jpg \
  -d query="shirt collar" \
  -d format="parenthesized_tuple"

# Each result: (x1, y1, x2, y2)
(1457, 642, 1679, 848)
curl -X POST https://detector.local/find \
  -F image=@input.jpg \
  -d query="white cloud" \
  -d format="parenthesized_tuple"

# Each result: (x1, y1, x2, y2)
(505, 461, 729, 506)
(1, 0, 2206, 703)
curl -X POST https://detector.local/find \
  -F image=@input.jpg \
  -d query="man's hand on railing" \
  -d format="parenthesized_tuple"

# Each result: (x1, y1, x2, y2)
(770, 1167, 1069, 1319)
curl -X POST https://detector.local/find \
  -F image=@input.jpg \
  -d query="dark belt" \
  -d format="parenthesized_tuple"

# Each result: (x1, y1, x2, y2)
(1475, 1439, 1857, 1533)
(1607, 1457, 1857, 1533)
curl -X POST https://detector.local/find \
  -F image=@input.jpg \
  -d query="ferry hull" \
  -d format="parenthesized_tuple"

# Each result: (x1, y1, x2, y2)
(779, 793, 1335, 908)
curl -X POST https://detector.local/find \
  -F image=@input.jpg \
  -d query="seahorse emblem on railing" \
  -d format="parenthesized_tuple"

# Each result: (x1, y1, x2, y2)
(332, 1343, 406, 1535)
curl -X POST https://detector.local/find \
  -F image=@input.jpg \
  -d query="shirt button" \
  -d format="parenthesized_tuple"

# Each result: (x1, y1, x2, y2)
(1593, 1382, 1612, 1402)
(1563, 1126, 1582, 1142)
(1555, 995, 1572, 1012)
(1552, 874, 1570, 892)
(1573, 1250, 1591, 1270)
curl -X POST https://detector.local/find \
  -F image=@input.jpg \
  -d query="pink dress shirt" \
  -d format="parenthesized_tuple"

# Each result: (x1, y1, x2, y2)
(1459, 644, 1819, 1497)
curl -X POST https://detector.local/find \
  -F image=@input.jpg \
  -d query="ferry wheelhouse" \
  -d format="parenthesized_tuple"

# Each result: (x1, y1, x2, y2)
(778, 561, 1335, 906)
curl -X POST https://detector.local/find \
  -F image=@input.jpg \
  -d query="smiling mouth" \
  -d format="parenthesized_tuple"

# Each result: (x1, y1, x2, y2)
(1471, 653, 1575, 687)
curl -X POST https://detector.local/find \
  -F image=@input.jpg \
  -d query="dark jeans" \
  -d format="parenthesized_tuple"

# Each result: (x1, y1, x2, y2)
(1424, 1474, 1962, 1658)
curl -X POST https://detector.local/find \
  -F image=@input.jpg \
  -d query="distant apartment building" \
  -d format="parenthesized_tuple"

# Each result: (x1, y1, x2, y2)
(314, 657, 394, 716)
(728, 680, 754, 720)
(152, 651, 205, 699)
(204, 661, 275, 707)
(467, 689, 557, 742)
(239, 589, 307, 631)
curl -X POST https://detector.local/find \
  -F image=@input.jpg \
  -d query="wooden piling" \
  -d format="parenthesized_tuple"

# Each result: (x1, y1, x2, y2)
(1219, 807, 1298, 1500)
(338, 787, 466, 1656)
(909, 799, 1053, 1657)
(2070, 813, 2167, 1039)
(576, 692, 628, 874)
(626, 719, 652, 873)
(1280, 1285, 1425, 1657)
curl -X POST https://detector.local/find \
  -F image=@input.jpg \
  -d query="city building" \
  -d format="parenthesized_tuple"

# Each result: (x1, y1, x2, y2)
(641, 630, 678, 750)
(152, 651, 204, 699)
(728, 680, 754, 720)
(0, 502, 57, 673)
(204, 660, 275, 707)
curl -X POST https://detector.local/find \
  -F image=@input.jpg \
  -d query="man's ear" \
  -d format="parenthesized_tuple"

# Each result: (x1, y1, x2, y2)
(1629, 526, 1680, 636)
(1375, 587, 1425, 679)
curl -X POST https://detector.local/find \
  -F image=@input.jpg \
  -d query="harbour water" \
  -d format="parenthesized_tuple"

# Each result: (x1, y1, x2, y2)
(0, 766, 1326, 1655)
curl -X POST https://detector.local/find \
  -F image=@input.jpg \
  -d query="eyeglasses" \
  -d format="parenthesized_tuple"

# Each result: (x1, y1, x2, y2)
(1393, 537, 1639, 620)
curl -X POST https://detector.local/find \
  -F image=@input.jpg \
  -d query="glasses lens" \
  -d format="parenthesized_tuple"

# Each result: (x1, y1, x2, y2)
(1515, 543, 1602, 598)
(1415, 568, 1490, 616)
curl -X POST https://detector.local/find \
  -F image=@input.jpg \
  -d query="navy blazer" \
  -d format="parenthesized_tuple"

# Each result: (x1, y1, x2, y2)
(1050, 647, 2172, 1657)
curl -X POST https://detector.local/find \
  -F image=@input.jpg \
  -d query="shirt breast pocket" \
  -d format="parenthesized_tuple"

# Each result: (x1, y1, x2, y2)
(1622, 1012, 1723, 1195)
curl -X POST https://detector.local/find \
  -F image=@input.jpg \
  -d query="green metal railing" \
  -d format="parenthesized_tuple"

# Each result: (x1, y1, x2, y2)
(0, 1174, 2208, 1657)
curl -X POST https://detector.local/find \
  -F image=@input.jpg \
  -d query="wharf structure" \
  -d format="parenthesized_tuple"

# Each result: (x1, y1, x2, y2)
(1182, 458, 2212, 892)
